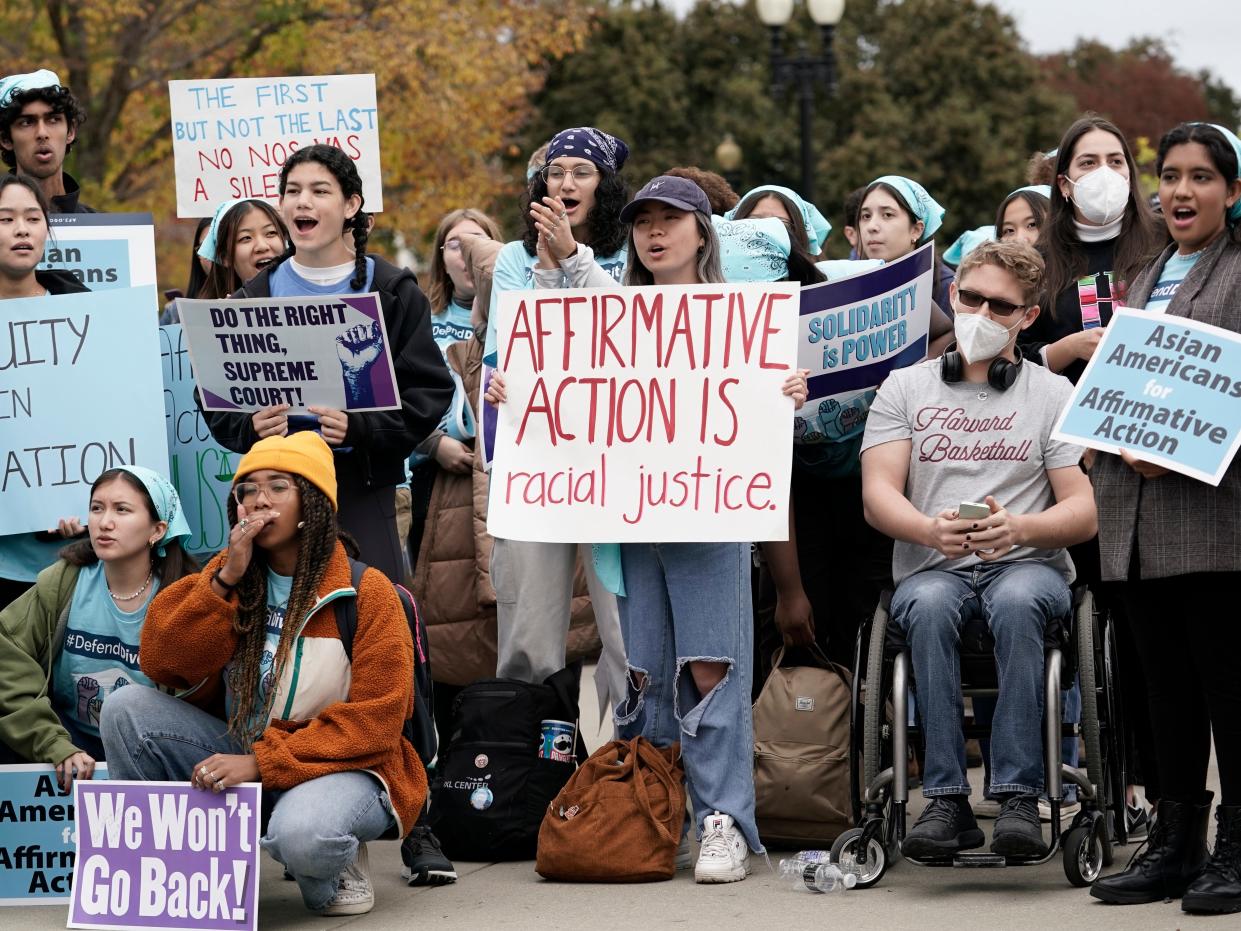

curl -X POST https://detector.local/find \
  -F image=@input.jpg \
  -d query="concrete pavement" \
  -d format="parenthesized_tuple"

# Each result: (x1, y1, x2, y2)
(6, 666, 1223, 930)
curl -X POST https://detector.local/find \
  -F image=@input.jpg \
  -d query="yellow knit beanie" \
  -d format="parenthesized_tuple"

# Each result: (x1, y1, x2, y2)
(234, 431, 338, 511)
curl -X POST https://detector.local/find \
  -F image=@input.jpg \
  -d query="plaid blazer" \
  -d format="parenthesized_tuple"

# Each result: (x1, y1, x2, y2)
(1094, 234, 1241, 581)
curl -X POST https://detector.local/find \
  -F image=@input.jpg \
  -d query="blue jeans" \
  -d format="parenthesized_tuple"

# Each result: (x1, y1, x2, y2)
(614, 542, 761, 853)
(891, 561, 1070, 798)
(100, 686, 395, 911)
(977, 679, 1081, 803)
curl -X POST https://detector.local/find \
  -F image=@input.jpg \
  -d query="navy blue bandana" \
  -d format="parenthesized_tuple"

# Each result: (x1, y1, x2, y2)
(546, 127, 629, 174)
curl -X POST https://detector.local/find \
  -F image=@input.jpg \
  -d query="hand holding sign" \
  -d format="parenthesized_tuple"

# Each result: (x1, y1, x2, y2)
(251, 403, 290, 439)
(308, 406, 348, 446)
(191, 754, 259, 793)
(56, 750, 97, 791)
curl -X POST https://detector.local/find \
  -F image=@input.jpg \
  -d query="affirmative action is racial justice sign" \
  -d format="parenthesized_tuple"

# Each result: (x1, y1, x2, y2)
(178, 294, 400, 413)
(0, 288, 167, 535)
(1053, 308, 1241, 485)
(169, 74, 381, 217)
(68, 781, 260, 931)
(795, 243, 934, 443)
(487, 282, 799, 542)
(0, 764, 107, 906)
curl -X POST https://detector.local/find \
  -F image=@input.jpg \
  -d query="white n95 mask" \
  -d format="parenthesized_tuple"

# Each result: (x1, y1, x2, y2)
(953, 312, 1022, 364)
(1067, 166, 1130, 226)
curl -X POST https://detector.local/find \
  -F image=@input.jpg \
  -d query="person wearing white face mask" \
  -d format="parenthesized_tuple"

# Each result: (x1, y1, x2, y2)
(1021, 115, 1164, 385)
(860, 240, 1097, 861)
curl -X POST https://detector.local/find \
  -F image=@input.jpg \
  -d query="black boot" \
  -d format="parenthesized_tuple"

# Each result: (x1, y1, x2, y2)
(1090, 795, 1211, 904)
(1182, 805, 1241, 914)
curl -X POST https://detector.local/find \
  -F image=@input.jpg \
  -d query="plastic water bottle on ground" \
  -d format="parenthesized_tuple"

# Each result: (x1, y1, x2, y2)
(797, 863, 857, 893)
(776, 850, 832, 881)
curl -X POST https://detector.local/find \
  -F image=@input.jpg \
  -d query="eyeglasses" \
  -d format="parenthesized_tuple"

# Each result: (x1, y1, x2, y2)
(233, 479, 295, 506)
(541, 165, 599, 184)
(956, 288, 1026, 317)
(441, 238, 465, 253)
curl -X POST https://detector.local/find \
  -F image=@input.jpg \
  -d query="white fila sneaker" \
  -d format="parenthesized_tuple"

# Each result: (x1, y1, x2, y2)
(694, 812, 750, 883)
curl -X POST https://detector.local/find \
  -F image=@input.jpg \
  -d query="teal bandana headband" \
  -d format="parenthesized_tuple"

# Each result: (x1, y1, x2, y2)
(118, 466, 192, 556)
(726, 185, 832, 253)
(870, 175, 945, 242)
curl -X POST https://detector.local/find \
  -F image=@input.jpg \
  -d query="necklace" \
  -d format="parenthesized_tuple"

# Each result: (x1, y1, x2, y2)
(109, 568, 154, 602)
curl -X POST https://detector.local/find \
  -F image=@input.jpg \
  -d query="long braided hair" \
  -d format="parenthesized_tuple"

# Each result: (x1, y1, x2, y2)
(223, 474, 339, 748)
(279, 144, 370, 290)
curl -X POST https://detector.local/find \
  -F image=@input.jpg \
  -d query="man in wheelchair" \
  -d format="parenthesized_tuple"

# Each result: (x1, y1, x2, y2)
(859, 240, 1097, 860)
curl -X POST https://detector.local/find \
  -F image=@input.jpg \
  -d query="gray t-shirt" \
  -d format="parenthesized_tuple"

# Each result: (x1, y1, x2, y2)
(861, 358, 1085, 584)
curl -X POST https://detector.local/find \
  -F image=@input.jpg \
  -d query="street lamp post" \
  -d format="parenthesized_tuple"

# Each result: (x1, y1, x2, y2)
(715, 133, 744, 192)
(756, 0, 844, 204)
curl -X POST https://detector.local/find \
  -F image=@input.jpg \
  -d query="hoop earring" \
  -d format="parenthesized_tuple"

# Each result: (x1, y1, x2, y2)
(297, 521, 306, 529)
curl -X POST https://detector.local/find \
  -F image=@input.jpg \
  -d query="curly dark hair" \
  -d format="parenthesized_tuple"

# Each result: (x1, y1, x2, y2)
(520, 169, 629, 258)
(0, 85, 86, 169)
(61, 469, 199, 584)
(664, 166, 739, 215)
(279, 144, 369, 289)
(222, 474, 343, 748)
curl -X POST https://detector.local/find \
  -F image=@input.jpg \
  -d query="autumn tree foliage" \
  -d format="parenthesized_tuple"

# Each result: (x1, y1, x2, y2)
(1, 0, 592, 285)
(1039, 39, 1218, 146)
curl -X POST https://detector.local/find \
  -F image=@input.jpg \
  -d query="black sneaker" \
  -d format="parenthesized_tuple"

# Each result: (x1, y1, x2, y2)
(991, 794, 1048, 858)
(400, 826, 457, 886)
(1126, 802, 1151, 839)
(901, 795, 985, 859)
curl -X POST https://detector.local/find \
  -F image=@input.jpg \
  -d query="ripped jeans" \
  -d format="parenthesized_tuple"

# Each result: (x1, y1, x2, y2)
(614, 542, 761, 852)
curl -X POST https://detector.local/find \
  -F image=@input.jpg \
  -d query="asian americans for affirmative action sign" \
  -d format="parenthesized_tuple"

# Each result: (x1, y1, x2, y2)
(68, 781, 261, 931)
(1053, 308, 1241, 485)
(487, 282, 800, 542)
(168, 74, 382, 217)
(177, 294, 400, 413)
(0, 764, 107, 906)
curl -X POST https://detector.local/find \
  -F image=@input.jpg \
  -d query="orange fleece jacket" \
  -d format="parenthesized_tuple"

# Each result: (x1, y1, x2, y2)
(140, 542, 425, 835)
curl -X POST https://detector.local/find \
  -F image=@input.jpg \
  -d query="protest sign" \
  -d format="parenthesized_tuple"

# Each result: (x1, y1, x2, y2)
(0, 287, 168, 535)
(69, 780, 260, 931)
(487, 282, 799, 542)
(178, 294, 400, 413)
(0, 764, 108, 906)
(43, 214, 158, 291)
(168, 74, 382, 217)
(1052, 308, 1241, 485)
(161, 325, 235, 556)
(794, 243, 934, 444)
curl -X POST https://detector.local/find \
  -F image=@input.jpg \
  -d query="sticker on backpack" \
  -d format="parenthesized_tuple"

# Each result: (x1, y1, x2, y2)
(795, 696, 815, 712)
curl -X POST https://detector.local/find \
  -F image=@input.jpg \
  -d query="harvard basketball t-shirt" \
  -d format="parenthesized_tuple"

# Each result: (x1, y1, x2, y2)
(861, 357, 1084, 584)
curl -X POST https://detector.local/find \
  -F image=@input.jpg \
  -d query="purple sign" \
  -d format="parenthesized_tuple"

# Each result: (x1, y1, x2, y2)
(177, 292, 401, 414)
(68, 781, 260, 931)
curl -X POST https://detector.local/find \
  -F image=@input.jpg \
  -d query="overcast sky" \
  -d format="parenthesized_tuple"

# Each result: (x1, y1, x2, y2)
(667, 0, 1241, 98)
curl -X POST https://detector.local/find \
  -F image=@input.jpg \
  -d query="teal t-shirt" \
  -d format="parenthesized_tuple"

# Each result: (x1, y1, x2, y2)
(0, 533, 68, 583)
(225, 568, 292, 729)
(52, 563, 159, 736)
(1145, 250, 1201, 313)
(432, 299, 474, 354)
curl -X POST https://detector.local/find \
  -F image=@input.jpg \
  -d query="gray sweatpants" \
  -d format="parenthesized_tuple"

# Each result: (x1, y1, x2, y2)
(491, 537, 627, 722)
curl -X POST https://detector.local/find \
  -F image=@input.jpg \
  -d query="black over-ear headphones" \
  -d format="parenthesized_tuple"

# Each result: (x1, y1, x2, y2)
(940, 344, 1023, 391)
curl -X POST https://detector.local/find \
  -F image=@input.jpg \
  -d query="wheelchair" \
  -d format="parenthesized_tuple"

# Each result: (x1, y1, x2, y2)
(836, 585, 1128, 889)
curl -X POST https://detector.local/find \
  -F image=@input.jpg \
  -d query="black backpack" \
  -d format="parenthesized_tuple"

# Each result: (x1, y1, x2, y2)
(428, 666, 582, 861)
(335, 558, 437, 767)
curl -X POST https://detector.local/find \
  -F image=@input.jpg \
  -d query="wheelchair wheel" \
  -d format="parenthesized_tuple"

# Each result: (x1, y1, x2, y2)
(1063, 817, 1107, 887)
(832, 827, 888, 888)
(1076, 590, 1114, 865)
(862, 601, 890, 795)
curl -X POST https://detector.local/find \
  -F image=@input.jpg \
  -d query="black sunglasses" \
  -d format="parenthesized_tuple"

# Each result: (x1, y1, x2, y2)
(956, 288, 1026, 317)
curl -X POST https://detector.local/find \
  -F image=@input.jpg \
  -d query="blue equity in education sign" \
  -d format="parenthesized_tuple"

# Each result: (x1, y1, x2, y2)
(1052, 308, 1241, 485)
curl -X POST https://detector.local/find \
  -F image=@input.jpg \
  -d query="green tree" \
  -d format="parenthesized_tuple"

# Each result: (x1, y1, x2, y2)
(522, 0, 1078, 255)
